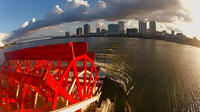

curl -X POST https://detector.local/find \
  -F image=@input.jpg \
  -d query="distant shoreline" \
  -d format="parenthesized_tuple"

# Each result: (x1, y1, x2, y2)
(2, 36, 200, 49)
(51, 36, 200, 49)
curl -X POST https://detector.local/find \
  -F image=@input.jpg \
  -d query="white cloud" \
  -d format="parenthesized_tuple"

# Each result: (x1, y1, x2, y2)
(56, 30, 65, 34)
(95, 22, 106, 28)
(96, 1, 106, 8)
(125, 20, 133, 28)
(0, 33, 9, 46)
(65, 0, 89, 10)
(45, 5, 64, 18)
(21, 18, 36, 28)
(21, 21, 29, 28)
(31, 18, 36, 23)
(5, 0, 192, 43)
(54, 5, 64, 14)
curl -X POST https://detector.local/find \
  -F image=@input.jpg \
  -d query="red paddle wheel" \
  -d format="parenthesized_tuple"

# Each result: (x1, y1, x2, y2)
(0, 42, 101, 111)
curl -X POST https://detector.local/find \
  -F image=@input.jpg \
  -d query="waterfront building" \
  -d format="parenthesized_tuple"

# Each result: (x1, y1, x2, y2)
(118, 21, 125, 34)
(149, 21, 156, 35)
(76, 27, 82, 37)
(89, 33, 97, 37)
(175, 33, 186, 38)
(101, 29, 107, 36)
(107, 21, 126, 35)
(156, 31, 162, 36)
(65, 32, 70, 37)
(96, 28, 101, 35)
(139, 21, 147, 35)
(146, 29, 151, 35)
(126, 28, 138, 36)
(107, 24, 120, 35)
(84, 24, 90, 36)
(162, 30, 167, 36)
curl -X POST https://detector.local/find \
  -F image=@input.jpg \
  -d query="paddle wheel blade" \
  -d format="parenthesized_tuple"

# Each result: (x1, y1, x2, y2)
(0, 42, 101, 111)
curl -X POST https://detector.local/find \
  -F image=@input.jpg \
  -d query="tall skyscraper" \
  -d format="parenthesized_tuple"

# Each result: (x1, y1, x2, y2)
(101, 29, 107, 36)
(118, 21, 125, 34)
(84, 24, 90, 36)
(76, 27, 82, 36)
(149, 21, 156, 35)
(139, 21, 147, 35)
(65, 32, 70, 37)
(96, 28, 101, 34)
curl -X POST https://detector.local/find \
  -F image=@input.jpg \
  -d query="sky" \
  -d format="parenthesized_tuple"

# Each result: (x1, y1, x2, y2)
(0, 0, 200, 46)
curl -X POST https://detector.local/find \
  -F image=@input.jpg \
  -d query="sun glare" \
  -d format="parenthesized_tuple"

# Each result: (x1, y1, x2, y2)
(178, 0, 200, 38)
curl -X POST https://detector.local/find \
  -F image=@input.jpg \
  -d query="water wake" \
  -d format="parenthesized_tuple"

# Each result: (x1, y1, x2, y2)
(94, 42, 134, 95)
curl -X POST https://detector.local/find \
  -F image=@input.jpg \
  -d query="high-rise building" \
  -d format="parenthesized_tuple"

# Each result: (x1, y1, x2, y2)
(118, 21, 125, 34)
(101, 29, 107, 36)
(139, 21, 147, 35)
(108, 24, 120, 35)
(76, 27, 82, 37)
(65, 32, 70, 37)
(96, 28, 101, 34)
(84, 24, 90, 36)
(149, 21, 156, 35)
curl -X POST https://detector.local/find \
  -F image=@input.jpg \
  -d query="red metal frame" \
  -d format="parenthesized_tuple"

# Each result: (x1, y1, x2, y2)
(0, 42, 101, 111)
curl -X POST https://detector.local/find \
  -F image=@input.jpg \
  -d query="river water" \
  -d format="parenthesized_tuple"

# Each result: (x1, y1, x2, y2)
(1, 37, 200, 112)
(92, 38, 200, 112)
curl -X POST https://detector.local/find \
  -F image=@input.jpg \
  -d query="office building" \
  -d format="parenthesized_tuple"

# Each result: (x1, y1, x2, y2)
(126, 28, 138, 36)
(149, 21, 156, 35)
(65, 32, 70, 37)
(139, 21, 147, 35)
(118, 21, 125, 34)
(96, 28, 101, 34)
(101, 29, 107, 36)
(76, 27, 82, 37)
(84, 24, 90, 36)
(108, 24, 120, 35)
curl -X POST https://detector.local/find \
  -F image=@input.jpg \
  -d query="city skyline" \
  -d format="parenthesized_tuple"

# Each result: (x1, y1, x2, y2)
(70, 21, 182, 38)
(0, 0, 200, 46)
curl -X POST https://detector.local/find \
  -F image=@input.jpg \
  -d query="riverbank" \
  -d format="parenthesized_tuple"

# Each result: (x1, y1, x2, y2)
(123, 36, 200, 49)
(3, 36, 200, 50)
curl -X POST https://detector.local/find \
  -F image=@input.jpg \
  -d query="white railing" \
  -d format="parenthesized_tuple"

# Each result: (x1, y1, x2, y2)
(52, 94, 101, 112)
